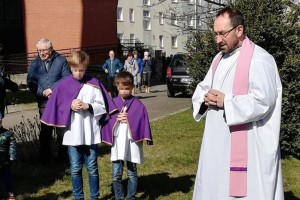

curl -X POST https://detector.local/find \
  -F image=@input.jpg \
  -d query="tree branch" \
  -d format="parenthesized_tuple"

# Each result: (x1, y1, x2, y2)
(203, 0, 226, 7)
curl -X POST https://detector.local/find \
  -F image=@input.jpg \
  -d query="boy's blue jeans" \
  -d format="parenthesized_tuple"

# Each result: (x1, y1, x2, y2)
(112, 160, 137, 200)
(68, 145, 99, 200)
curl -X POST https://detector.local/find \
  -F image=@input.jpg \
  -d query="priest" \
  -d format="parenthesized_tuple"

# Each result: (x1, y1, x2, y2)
(192, 7, 284, 200)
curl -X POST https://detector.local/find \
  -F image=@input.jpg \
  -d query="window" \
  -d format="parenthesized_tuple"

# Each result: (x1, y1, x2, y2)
(159, 12, 164, 24)
(143, 10, 150, 18)
(171, 36, 178, 48)
(117, 33, 124, 43)
(117, 7, 123, 21)
(144, 0, 150, 6)
(187, 15, 194, 27)
(144, 20, 151, 30)
(159, 35, 164, 48)
(171, 13, 177, 25)
(130, 34, 135, 43)
(129, 8, 134, 22)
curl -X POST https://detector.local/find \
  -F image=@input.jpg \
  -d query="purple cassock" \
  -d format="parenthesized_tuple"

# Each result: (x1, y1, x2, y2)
(40, 75, 117, 127)
(101, 95, 153, 146)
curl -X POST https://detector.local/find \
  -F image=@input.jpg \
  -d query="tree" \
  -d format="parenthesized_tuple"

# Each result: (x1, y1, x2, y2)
(185, 26, 218, 93)
(151, 0, 233, 35)
(186, 0, 300, 158)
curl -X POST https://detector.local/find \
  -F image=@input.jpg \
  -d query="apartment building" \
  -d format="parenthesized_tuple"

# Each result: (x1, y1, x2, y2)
(117, 0, 193, 57)
(117, 0, 228, 57)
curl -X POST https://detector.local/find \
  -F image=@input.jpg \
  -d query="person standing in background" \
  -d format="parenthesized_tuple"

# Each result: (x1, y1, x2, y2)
(142, 52, 152, 93)
(102, 50, 123, 98)
(0, 125, 17, 200)
(27, 38, 71, 165)
(0, 72, 18, 128)
(133, 51, 143, 93)
(124, 52, 138, 95)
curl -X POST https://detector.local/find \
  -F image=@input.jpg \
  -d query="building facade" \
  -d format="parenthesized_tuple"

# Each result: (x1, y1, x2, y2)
(23, 0, 118, 54)
(0, 0, 118, 55)
(117, 0, 226, 57)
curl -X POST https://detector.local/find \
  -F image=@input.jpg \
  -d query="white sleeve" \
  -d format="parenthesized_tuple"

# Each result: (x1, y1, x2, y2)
(91, 89, 107, 119)
(192, 67, 213, 122)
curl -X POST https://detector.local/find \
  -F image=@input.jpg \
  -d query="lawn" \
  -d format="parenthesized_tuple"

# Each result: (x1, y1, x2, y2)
(6, 109, 300, 200)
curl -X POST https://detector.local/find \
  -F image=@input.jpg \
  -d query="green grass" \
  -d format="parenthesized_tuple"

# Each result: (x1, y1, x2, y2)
(7, 109, 300, 200)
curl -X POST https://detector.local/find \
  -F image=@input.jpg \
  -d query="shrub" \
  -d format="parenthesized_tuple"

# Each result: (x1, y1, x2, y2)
(11, 116, 40, 164)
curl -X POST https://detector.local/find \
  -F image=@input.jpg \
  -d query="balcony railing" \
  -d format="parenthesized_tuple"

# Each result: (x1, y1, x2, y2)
(0, 44, 120, 74)
(1, 38, 145, 75)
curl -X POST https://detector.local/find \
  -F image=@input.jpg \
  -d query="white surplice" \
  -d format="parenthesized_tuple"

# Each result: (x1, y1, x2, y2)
(192, 45, 284, 200)
(111, 106, 144, 164)
(63, 84, 106, 146)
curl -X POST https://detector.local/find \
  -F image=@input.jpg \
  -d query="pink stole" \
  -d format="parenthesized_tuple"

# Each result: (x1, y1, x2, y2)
(212, 37, 254, 197)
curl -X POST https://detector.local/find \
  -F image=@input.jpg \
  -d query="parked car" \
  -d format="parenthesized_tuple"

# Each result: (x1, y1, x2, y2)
(166, 53, 192, 97)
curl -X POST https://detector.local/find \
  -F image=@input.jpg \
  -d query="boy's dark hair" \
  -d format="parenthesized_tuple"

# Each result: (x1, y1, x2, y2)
(115, 71, 134, 86)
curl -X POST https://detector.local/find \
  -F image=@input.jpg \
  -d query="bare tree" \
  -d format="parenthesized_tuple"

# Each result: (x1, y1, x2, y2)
(151, 0, 230, 35)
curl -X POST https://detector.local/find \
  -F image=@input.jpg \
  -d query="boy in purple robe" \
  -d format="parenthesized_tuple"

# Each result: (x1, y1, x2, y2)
(41, 51, 116, 200)
(101, 71, 153, 200)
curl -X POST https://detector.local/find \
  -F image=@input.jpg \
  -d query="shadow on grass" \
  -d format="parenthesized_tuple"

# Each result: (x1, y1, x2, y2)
(101, 172, 195, 200)
(10, 161, 70, 199)
(98, 144, 111, 157)
(17, 191, 73, 200)
(138, 173, 194, 199)
(285, 191, 300, 200)
(8, 115, 111, 200)
(9, 143, 111, 200)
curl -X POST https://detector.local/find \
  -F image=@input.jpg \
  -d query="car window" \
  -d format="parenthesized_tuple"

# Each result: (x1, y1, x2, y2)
(171, 55, 185, 68)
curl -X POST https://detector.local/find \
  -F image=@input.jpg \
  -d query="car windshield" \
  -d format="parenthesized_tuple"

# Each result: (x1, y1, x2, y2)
(171, 55, 185, 68)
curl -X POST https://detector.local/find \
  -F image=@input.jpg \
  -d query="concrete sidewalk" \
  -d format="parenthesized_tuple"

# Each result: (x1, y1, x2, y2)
(3, 84, 192, 128)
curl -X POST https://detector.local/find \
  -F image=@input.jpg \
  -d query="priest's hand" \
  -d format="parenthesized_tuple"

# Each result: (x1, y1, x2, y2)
(204, 89, 224, 108)
(117, 112, 127, 123)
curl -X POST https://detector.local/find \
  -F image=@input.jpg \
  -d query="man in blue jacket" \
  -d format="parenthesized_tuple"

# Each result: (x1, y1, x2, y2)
(133, 51, 143, 93)
(102, 50, 123, 97)
(27, 38, 71, 165)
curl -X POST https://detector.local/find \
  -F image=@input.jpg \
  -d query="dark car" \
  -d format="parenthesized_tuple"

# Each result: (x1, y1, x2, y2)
(166, 53, 192, 97)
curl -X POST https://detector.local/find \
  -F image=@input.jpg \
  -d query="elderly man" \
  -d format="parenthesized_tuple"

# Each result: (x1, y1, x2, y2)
(192, 7, 284, 200)
(27, 38, 71, 165)
(102, 50, 123, 97)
